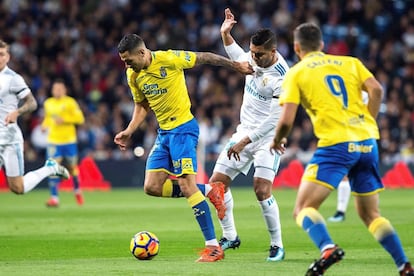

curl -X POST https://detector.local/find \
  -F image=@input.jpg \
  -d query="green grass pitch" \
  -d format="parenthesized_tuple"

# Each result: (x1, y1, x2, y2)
(1, 188, 413, 275)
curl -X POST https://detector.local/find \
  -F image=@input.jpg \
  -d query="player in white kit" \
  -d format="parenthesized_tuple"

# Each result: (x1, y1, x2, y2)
(209, 8, 289, 261)
(0, 40, 69, 195)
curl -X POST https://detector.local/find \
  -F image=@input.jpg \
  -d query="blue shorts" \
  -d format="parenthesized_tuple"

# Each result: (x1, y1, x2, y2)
(302, 139, 384, 195)
(47, 143, 79, 165)
(146, 118, 199, 176)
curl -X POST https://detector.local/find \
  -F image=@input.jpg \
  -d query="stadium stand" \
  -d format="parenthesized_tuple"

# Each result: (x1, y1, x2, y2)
(0, 0, 412, 171)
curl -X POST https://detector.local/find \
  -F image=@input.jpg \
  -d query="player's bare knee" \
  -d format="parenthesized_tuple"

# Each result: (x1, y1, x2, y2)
(143, 184, 159, 196)
(209, 172, 231, 189)
(9, 184, 24, 194)
(253, 182, 272, 200)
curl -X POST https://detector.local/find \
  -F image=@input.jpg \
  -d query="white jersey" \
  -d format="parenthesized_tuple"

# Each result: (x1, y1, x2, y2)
(0, 66, 31, 144)
(214, 42, 289, 181)
(224, 42, 289, 142)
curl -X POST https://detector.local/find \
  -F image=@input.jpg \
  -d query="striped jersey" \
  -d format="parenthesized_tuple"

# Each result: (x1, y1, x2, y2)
(224, 42, 289, 141)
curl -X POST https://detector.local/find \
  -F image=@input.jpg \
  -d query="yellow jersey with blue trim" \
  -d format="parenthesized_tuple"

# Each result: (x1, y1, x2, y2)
(280, 51, 380, 147)
(126, 50, 197, 130)
(42, 96, 85, 144)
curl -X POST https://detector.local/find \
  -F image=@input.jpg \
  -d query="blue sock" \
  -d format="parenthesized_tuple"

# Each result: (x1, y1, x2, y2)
(369, 217, 408, 268)
(380, 234, 408, 267)
(188, 191, 216, 241)
(48, 177, 60, 198)
(72, 176, 80, 191)
(302, 216, 334, 250)
(297, 207, 334, 251)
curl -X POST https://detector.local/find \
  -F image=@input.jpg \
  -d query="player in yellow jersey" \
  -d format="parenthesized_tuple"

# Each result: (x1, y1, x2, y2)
(270, 23, 413, 276)
(114, 34, 253, 262)
(42, 79, 85, 207)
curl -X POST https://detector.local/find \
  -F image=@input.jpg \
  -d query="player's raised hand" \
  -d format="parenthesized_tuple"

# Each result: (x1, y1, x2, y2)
(221, 8, 237, 34)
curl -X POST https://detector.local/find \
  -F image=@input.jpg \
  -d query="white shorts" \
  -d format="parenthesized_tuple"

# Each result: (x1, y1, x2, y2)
(213, 131, 281, 181)
(0, 143, 25, 177)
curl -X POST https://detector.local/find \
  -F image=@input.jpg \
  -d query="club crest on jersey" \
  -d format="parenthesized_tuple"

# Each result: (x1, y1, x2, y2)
(160, 67, 167, 78)
(262, 78, 268, 87)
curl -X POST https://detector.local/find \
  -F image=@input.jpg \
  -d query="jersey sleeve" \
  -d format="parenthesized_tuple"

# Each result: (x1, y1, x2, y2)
(279, 68, 301, 105)
(126, 69, 146, 103)
(10, 74, 31, 99)
(169, 50, 197, 70)
(61, 98, 85, 125)
(224, 42, 247, 61)
(355, 58, 374, 83)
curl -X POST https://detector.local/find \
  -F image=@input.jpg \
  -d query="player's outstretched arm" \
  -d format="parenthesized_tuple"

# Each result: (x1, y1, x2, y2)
(114, 100, 149, 150)
(195, 52, 253, 75)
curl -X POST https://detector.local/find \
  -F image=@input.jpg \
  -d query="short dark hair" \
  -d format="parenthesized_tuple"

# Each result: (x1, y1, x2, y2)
(294, 23, 323, 52)
(53, 78, 66, 85)
(117, 34, 144, 53)
(251, 29, 277, 50)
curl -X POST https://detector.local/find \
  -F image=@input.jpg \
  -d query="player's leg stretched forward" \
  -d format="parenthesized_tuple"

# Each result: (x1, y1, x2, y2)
(161, 176, 239, 248)
(144, 171, 224, 262)
(7, 157, 69, 195)
(294, 181, 345, 276)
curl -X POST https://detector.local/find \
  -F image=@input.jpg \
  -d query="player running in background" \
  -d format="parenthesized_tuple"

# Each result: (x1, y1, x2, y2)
(42, 79, 85, 207)
(270, 22, 414, 276)
(0, 40, 69, 194)
(206, 8, 288, 261)
(114, 34, 253, 262)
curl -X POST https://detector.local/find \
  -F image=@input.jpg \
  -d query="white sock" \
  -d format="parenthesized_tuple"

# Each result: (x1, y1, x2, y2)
(205, 239, 219, 247)
(23, 166, 54, 193)
(204, 184, 212, 195)
(337, 180, 351, 213)
(219, 189, 237, 240)
(259, 195, 283, 248)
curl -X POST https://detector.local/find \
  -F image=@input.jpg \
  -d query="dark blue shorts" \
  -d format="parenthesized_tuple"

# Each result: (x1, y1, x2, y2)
(47, 143, 78, 165)
(146, 118, 199, 176)
(302, 139, 384, 195)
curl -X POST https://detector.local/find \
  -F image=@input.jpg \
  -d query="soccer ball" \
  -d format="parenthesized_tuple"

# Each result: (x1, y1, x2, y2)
(130, 231, 160, 260)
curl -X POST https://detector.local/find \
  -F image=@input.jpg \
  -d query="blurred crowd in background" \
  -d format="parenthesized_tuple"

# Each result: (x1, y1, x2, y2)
(1, 0, 413, 166)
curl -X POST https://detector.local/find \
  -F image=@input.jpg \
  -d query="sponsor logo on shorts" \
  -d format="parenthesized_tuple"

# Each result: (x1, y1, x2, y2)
(182, 158, 193, 170)
(348, 143, 373, 153)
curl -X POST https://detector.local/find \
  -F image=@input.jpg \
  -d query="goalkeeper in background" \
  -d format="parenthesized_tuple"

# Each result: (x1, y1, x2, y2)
(42, 79, 85, 207)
